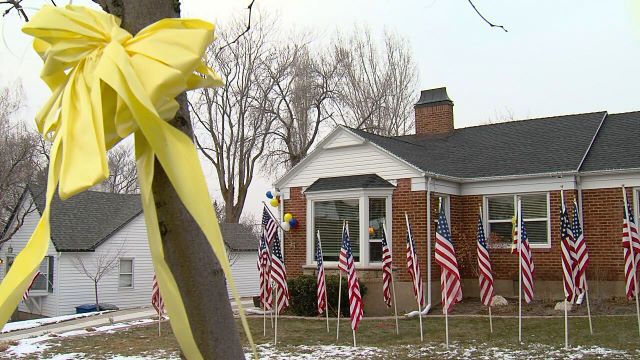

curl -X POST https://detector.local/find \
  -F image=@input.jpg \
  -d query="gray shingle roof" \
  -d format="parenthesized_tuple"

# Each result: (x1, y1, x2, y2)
(28, 185, 142, 252)
(580, 111, 640, 172)
(220, 223, 259, 252)
(305, 174, 395, 193)
(349, 111, 608, 179)
(27, 185, 259, 252)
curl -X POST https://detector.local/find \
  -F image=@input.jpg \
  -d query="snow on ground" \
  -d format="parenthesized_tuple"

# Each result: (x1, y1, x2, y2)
(3, 318, 156, 359)
(1, 312, 110, 333)
(244, 343, 640, 359)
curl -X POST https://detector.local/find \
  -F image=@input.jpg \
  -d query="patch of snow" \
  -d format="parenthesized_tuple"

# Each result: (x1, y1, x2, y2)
(245, 343, 385, 360)
(491, 295, 508, 306)
(554, 301, 573, 311)
(404, 304, 431, 317)
(1, 311, 109, 333)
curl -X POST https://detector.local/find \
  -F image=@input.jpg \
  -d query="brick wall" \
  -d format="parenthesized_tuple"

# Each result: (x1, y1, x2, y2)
(283, 187, 306, 276)
(415, 104, 454, 135)
(283, 181, 631, 297)
(391, 179, 427, 281)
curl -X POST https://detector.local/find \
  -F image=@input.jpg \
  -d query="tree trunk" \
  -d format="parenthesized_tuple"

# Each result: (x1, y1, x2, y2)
(94, 281, 99, 311)
(104, 1, 245, 358)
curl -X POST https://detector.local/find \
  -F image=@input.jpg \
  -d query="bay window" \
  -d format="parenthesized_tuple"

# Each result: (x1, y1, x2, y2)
(485, 193, 550, 248)
(308, 190, 392, 266)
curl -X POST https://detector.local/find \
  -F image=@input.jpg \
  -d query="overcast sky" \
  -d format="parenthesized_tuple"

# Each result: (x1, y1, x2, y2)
(1, 0, 638, 221)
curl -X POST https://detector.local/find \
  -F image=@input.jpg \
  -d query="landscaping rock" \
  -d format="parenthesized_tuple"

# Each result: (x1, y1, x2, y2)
(491, 295, 508, 307)
(554, 301, 572, 311)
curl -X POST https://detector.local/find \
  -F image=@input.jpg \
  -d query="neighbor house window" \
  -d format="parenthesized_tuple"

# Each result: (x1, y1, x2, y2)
(313, 200, 360, 262)
(31, 256, 53, 292)
(368, 198, 386, 263)
(486, 193, 550, 247)
(119, 259, 134, 288)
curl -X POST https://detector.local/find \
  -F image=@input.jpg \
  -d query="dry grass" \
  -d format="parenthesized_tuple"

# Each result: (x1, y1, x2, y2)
(1, 313, 637, 359)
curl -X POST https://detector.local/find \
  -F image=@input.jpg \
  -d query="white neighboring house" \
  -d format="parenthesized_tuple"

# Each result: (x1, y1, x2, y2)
(0, 185, 259, 318)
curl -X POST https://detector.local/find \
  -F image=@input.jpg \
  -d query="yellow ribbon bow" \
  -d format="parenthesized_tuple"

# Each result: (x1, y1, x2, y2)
(0, 5, 254, 359)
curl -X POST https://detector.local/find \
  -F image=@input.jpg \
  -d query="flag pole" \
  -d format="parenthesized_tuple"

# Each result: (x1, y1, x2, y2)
(517, 198, 523, 344)
(317, 230, 330, 333)
(383, 223, 399, 336)
(337, 221, 344, 341)
(584, 276, 593, 335)
(353, 328, 357, 347)
(158, 311, 161, 337)
(622, 186, 640, 337)
(274, 286, 279, 345)
(561, 187, 569, 350)
(406, 212, 423, 342)
(337, 272, 342, 340)
(489, 306, 493, 333)
(444, 273, 449, 349)
(575, 191, 594, 335)
(480, 205, 493, 334)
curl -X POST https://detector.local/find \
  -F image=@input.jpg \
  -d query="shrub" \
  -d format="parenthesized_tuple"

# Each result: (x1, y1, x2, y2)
(287, 274, 367, 317)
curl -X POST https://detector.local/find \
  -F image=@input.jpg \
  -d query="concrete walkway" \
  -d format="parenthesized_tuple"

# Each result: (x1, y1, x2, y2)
(0, 307, 157, 342)
(0, 298, 257, 342)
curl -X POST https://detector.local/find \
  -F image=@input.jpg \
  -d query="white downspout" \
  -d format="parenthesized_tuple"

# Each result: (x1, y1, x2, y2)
(426, 177, 432, 309)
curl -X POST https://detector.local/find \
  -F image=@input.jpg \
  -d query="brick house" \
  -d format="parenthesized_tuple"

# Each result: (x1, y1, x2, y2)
(274, 87, 640, 315)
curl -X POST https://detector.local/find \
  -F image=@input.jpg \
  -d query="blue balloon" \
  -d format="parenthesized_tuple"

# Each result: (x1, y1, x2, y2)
(266, 191, 273, 199)
(289, 218, 298, 228)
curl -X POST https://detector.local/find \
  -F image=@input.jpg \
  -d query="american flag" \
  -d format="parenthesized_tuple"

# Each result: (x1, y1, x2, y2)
(271, 230, 290, 314)
(435, 206, 462, 313)
(381, 225, 393, 307)
(405, 216, 425, 307)
(622, 199, 640, 299)
(560, 201, 578, 303)
(22, 271, 42, 301)
(257, 207, 274, 310)
(338, 222, 363, 331)
(151, 274, 164, 314)
(571, 200, 589, 294)
(514, 205, 535, 303)
(476, 214, 494, 307)
(315, 231, 327, 315)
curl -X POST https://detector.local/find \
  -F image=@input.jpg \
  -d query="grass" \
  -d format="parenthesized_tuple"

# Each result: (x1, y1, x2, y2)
(3, 315, 640, 359)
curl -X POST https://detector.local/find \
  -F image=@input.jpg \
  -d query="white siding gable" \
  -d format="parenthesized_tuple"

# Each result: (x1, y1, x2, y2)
(280, 128, 422, 189)
(0, 193, 60, 317)
(57, 215, 153, 315)
(227, 252, 259, 298)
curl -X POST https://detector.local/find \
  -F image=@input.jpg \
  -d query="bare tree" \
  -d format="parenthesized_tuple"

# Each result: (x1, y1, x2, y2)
(99, 144, 138, 194)
(71, 243, 125, 311)
(190, 15, 277, 223)
(262, 38, 343, 169)
(332, 28, 419, 136)
(0, 80, 43, 234)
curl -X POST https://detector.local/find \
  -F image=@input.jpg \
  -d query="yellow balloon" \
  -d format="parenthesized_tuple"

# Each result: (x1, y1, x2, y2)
(284, 213, 293, 222)
(270, 198, 279, 207)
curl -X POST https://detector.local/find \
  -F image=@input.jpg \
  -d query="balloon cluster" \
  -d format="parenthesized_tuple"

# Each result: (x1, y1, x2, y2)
(265, 190, 298, 231)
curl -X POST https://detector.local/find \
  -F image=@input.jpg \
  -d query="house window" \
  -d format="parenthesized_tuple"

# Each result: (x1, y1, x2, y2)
(432, 194, 450, 224)
(309, 190, 393, 266)
(313, 200, 360, 262)
(486, 193, 550, 247)
(31, 256, 53, 292)
(368, 198, 386, 263)
(119, 259, 134, 288)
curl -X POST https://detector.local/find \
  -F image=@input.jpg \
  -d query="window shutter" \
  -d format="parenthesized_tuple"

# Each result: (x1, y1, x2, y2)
(48, 256, 54, 293)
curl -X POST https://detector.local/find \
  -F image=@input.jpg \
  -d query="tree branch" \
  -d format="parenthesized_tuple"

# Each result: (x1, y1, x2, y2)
(217, 0, 256, 54)
(467, 0, 507, 32)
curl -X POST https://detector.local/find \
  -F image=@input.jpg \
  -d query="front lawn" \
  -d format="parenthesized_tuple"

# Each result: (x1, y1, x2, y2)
(4, 314, 639, 359)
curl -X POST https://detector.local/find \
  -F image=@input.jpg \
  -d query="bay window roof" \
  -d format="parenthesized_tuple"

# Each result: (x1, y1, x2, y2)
(304, 174, 395, 193)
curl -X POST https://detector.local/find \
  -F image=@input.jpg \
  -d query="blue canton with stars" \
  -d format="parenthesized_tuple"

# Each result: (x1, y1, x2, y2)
(437, 205, 452, 244)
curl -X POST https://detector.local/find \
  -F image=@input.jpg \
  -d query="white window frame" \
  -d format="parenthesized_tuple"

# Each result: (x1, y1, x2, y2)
(483, 192, 551, 249)
(30, 256, 52, 294)
(433, 194, 450, 225)
(118, 258, 134, 289)
(306, 188, 393, 267)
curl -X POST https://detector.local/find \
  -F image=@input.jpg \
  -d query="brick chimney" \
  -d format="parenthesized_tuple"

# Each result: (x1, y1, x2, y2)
(414, 87, 454, 135)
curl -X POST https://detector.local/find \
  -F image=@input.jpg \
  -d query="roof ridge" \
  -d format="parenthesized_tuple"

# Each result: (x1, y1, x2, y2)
(453, 110, 608, 131)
